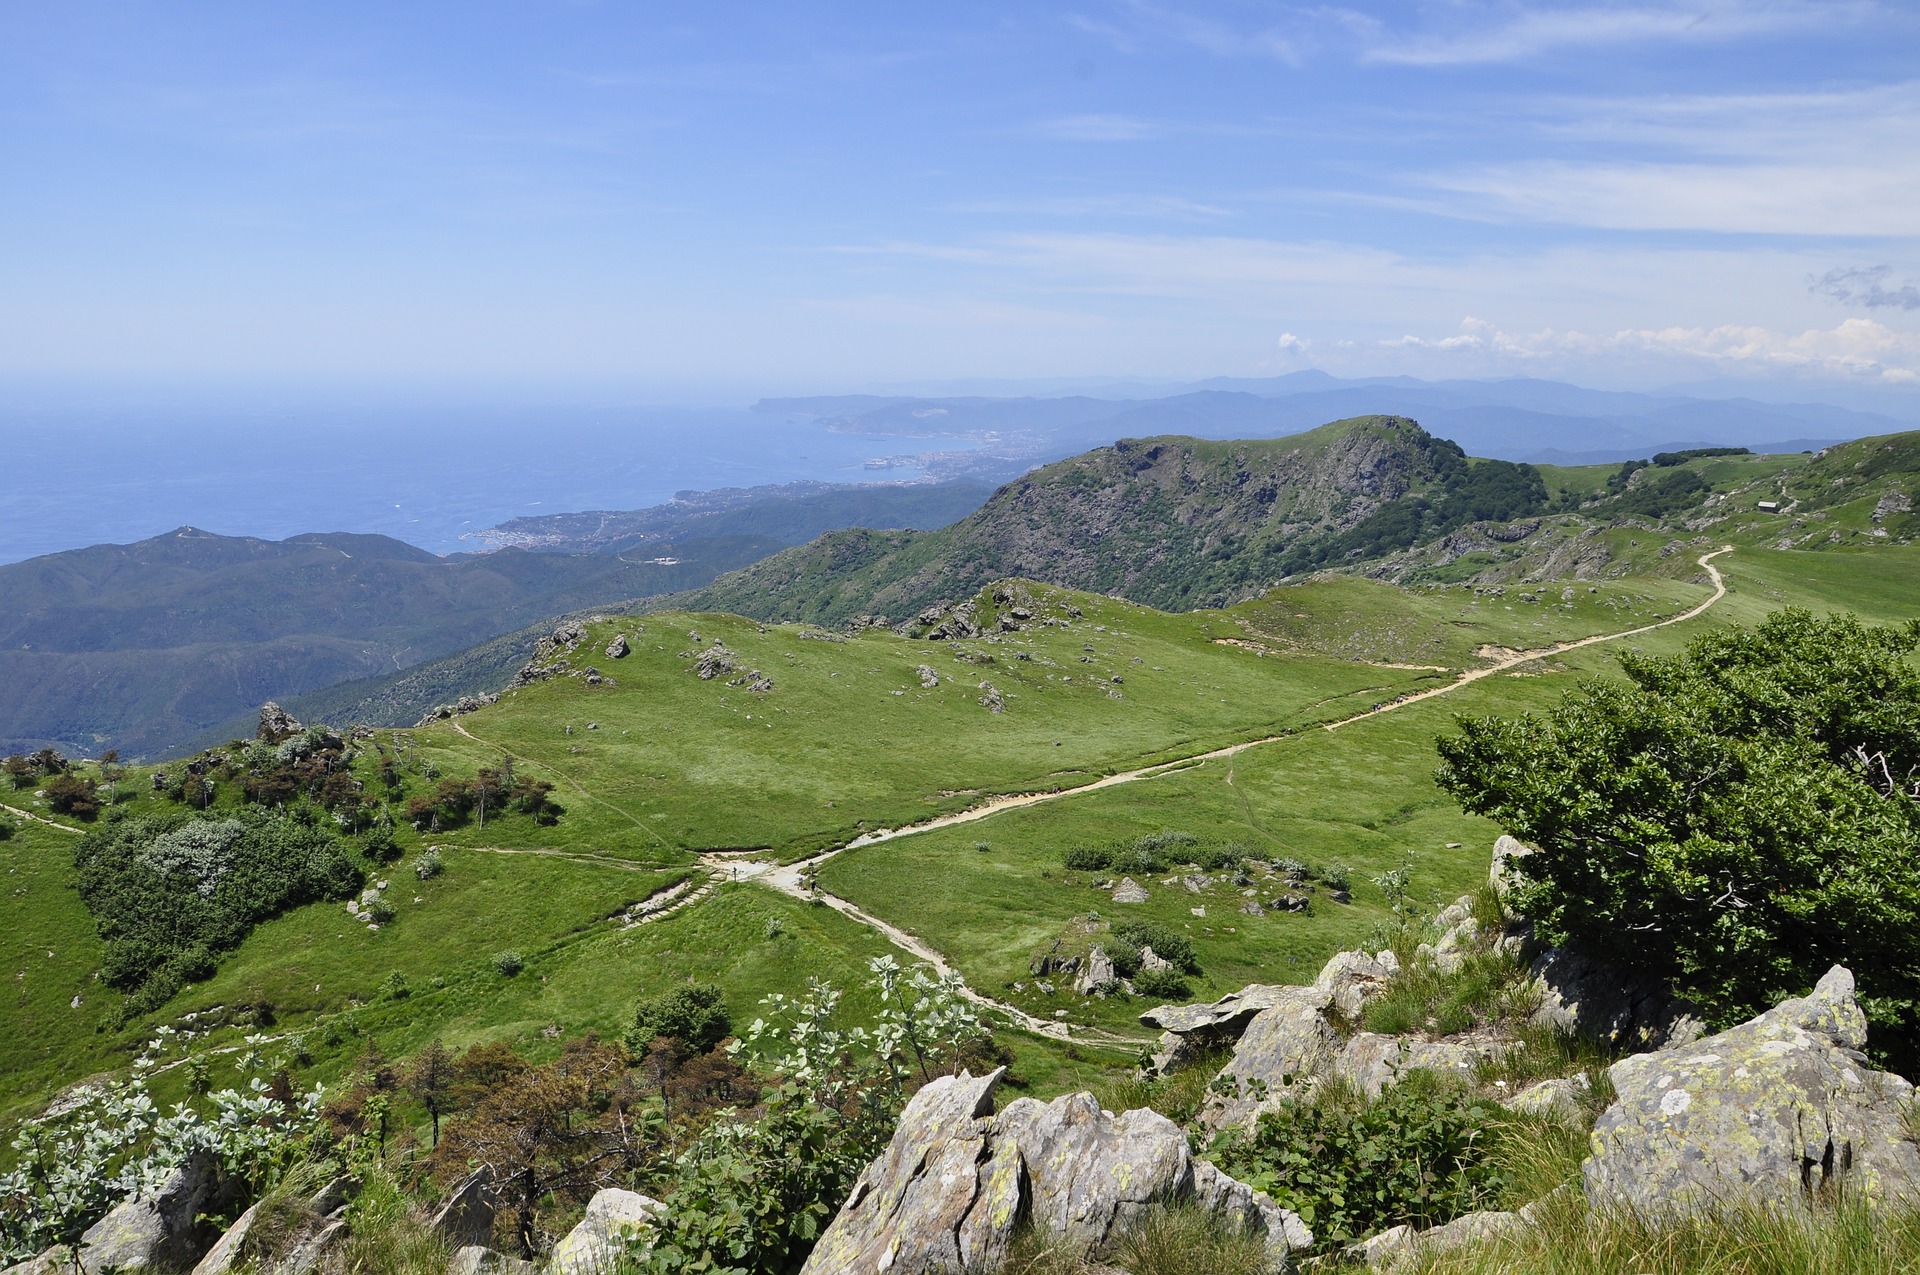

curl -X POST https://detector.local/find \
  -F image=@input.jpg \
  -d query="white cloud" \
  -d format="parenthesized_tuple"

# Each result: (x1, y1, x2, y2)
(1362, 1, 1861, 67)
(1389, 316, 1920, 383)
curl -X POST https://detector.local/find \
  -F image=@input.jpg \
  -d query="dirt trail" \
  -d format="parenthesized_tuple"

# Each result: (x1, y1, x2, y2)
(425, 549, 1733, 1048)
(1, 801, 83, 833)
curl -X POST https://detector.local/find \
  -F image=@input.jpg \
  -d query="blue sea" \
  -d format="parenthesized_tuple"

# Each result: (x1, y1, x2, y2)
(0, 403, 970, 564)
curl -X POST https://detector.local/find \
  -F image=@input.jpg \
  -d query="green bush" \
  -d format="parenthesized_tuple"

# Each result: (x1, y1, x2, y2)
(72, 809, 361, 1011)
(1438, 609, 1920, 1065)
(1063, 846, 1111, 872)
(627, 983, 732, 1054)
(1131, 967, 1192, 1000)
(493, 950, 524, 977)
(1211, 1073, 1507, 1251)
(1112, 921, 1199, 974)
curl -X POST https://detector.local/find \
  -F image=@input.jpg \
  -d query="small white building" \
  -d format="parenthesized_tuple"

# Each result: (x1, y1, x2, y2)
(1757, 499, 1781, 512)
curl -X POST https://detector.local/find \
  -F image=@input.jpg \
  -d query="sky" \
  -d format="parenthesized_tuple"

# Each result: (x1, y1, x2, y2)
(2, 1, 1918, 400)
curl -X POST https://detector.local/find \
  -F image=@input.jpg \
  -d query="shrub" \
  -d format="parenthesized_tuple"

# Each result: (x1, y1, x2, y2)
(627, 984, 732, 1055)
(0, 818, 12, 841)
(1437, 610, 1920, 1066)
(378, 972, 410, 1000)
(413, 848, 444, 880)
(71, 810, 361, 1011)
(1131, 967, 1192, 1000)
(1189, 842, 1246, 871)
(366, 898, 396, 925)
(1319, 861, 1352, 891)
(1111, 921, 1199, 974)
(1211, 1073, 1507, 1251)
(1107, 846, 1165, 876)
(43, 773, 100, 819)
(492, 950, 524, 977)
(1063, 846, 1111, 872)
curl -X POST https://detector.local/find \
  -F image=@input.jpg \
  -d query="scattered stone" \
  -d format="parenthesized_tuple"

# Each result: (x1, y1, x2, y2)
(977, 681, 1005, 713)
(1190, 906, 1207, 918)
(915, 664, 940, 688)
(547, 1188, 664, 1275)
(1239, 899, 1266, 917)
(1585, 965, 1920, 1214)
(604, 634, 630, 659)
(1502, 1075, 1590, 1118)
(1111, 877, 1149, 904)
(1182, 874, 1211, 893)
(693, 644, 736, 680)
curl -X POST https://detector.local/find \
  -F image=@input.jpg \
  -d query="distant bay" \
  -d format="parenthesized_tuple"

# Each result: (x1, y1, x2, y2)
(0, 404, 971, 564)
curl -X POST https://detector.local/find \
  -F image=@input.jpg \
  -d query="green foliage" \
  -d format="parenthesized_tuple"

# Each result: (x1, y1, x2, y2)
(1654, 447, 1749, 466)
(1438, 609, 1920, 1063)
(1211, 1074, 1507, 1251)
(72, 809, 361, 1014)
(493, 949, 525, 977)
(1130, 966, 1193, 999)
(1609, 467, 1708, 519)
(628, 984, 733, 1055)
(1063, 845, 1110, 871)
(1362, 948, 1536, 1038)
(1111, 921, 1199, 974)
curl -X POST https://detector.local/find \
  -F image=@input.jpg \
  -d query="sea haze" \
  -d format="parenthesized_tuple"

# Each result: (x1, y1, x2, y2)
(0, 404, 974, 564)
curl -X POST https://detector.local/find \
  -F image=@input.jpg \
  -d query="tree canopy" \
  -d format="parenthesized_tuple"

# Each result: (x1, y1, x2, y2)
(1436, 609, 1920, 1063)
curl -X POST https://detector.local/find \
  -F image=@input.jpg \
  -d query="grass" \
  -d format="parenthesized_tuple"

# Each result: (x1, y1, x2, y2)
(1410, 1191, 1920, 1275)
(985, 1206, 1271, 1275)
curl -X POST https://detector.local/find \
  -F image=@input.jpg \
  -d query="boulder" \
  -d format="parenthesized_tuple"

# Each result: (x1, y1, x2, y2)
(1527, 944, 1702, 1050)
(451, 1246, 538, 1275)
(430, 1169, 497, 1249)
(800, 1070, 1309, 1275)
(1585, 965, 1920, 1214)
(1335, 1034, 1504, 1100)
(547, 1188, 663, 1275)
(1139, 946, 1174, 974)
(1313, 950, 1396, 1020)
(1502, 1075, 1589, 1119)
(1074, 946, 1116, 997)
(1140, 984, 1297, 1076)
(604, 634, 630, 659)
(257, 703, 303, 743)
(1203, 988, 1340, 1129)
(1110, 877, 1149, 904)
(190, 1177, 357, 1275)
(75, 1152, 225, 1274)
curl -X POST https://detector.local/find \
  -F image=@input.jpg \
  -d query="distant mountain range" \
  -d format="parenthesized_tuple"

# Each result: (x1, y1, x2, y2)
(755, 372, 1900, 471)
(0, 482, 991, 759)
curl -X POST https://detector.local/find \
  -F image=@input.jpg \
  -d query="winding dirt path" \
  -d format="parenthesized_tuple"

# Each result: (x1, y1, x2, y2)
(428, 549, 1734, 1046)
(0, 801, 84, 833)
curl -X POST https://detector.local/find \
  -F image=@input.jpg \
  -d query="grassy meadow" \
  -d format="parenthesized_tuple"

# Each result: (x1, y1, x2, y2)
(2, 534, 1917, 1129)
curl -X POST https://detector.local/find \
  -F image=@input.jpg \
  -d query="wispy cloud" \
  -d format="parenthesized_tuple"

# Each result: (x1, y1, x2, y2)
(1066, 2, 1302, 64)
(1387, 315, 1920, 383)
(1810, 266, 1920, 311)
(1029, 113, 1167, 141)
(1362, 1, 1859, 67)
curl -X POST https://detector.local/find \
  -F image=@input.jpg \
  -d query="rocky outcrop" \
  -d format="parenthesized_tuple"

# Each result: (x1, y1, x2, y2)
(257, 702, 303, 742)
(1525, 945, 1702, 1050)
(507, 621, 594, 689)
(1584, 965, 1920, 1214)
(1073, 945, 1116, 996)
(799, 1069, 1310, 1275)
(692, 643, 736, 680)
(70, 1153, 227, 1274)
(547, 1188, 663, 1275)
(430, 1169, 498, 1249)
(603, 634, 630, 659)
(415, 693, 499, 727)
(189, 1175, 357, 1275)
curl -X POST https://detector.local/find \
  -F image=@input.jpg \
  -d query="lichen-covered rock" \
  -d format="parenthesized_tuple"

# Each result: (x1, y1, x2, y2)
(1584, 965, 1920, 1213)
(1502, 1075, 1590, 1118)
(75, 1153, 225, 1274)
(1111, 877, 1149, 904)
(800, 1069, 1308, 1275)
(1202, 988, 1340, 1129)
(1336, 1034, 1505, 1100)
(547, 1188, 663, 1275)
(1313, 949, 1396, 1020)
(1074, 945, 1116, 996)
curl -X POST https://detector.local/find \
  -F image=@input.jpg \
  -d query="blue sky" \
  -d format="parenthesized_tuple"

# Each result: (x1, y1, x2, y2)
(3, 1, 1917, 399)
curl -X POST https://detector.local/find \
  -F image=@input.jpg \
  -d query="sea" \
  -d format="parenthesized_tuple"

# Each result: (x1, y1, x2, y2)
(0, 403, 973, 565)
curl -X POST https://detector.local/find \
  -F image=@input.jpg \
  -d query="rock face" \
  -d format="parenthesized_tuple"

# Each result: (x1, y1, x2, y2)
(547, 1188, 663, 1275)
(799, 1069, 1310, 1275)
(1585, 965, 1920, 1213)
(71, 1153, 227, 1274)
(257, 702, 303, 742)
(430, 1169, 498, 1249)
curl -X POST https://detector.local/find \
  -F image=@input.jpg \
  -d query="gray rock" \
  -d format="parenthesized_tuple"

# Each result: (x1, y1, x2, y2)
(76, 1152, 225, 1274)
(1585, 965, 1920, 1214)
(1502, 1075, 1590, 1118)
(547, 1188, 664, 1275)
(1139, 945, 1174, 974)
(273, 1217, 348, 1275)
(1357, 1209, 1524, 1270)
(1336, 1034, 1504, 1100)
(1182, 874, 1212, 894)
(915, 664, 940, 688)
(1203, 988, 1340, 1129)
(604, 634, 630, 659)
(1111, 877, 1149, 904)
(451, 1246, 538, 1275)
(800, 1070, 1308, 1275)
(1140, 984, 1297, 1076)
(257, 702, 303, 742)
(693, 644, 736, 680)
(1075, 945, 1116, 996)
(430, 1169, 497, 1249)
(1313, 950, 1395, 1020)
(1528, 944, 1702, 1050)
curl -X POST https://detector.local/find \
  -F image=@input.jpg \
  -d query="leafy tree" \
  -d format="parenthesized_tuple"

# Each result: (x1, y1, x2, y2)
(1437, 609, 1920, 1063)
(627, 984, 732, 1056)
(3, 755, 32, 789)
(43, 773, 100, 819)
